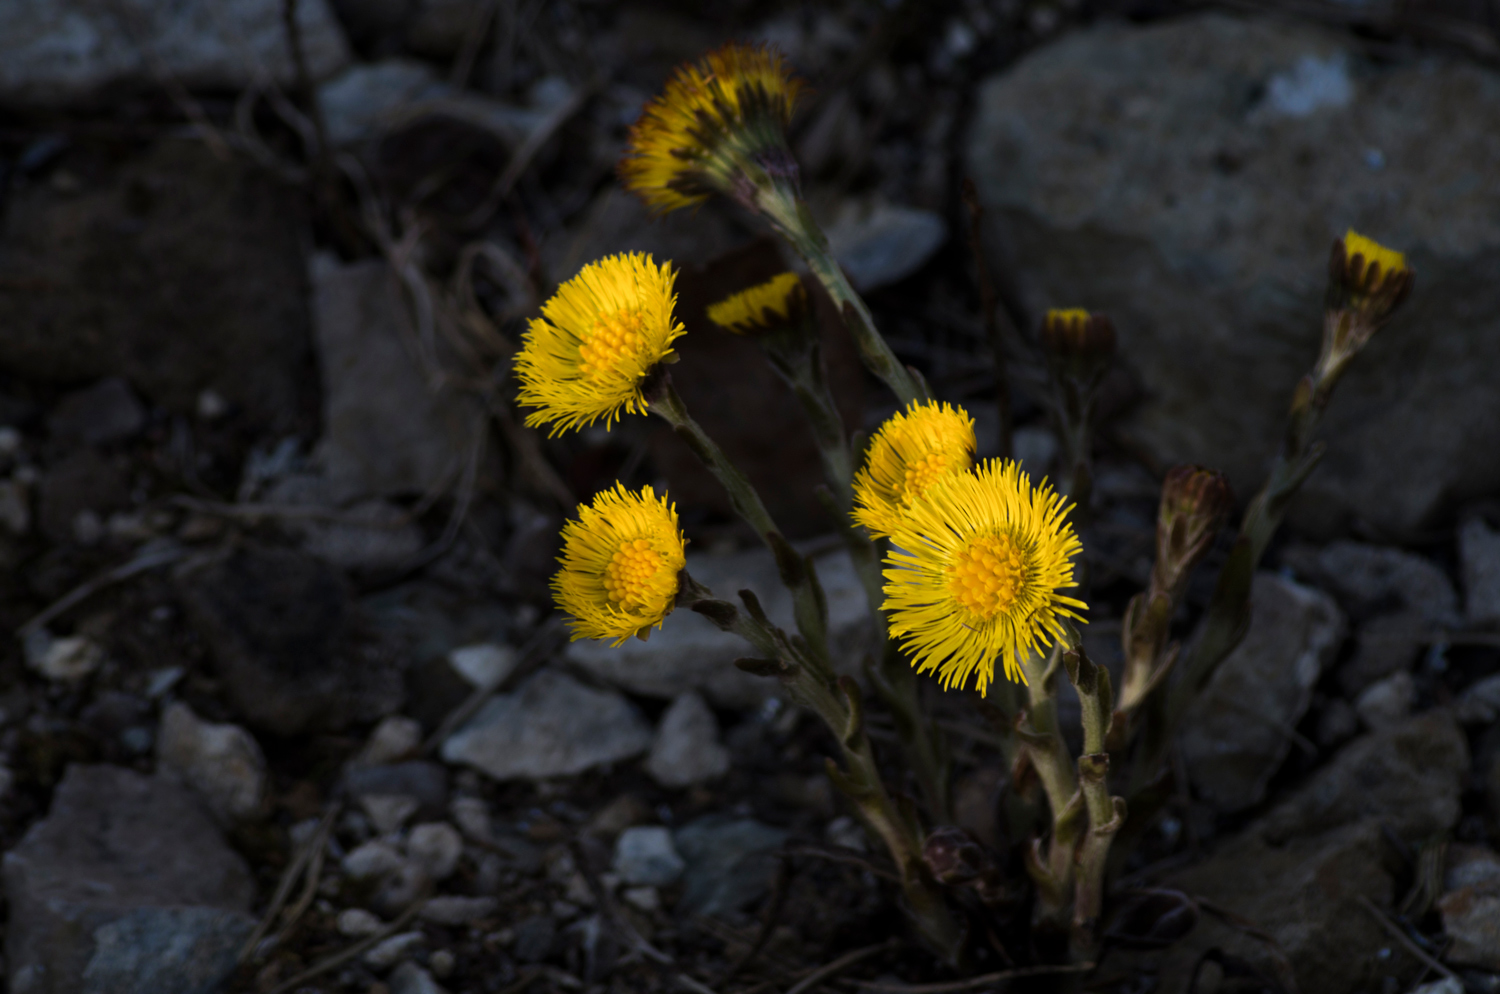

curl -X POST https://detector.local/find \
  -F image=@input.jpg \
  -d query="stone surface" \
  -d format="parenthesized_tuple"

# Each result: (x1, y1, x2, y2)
(1139, 820, 1400, 994)
(175, 544, 406, 736)
(345, 762, 449, 826)
(0, 139, 316, 433)
(1181, 572, 1344, 812)
(310, 254, 483, 501)
(263, 475, 426, 572)
(1439, 883, 1500, 970)
(968, 13, 1500, 537)
(1284, 540, 1458, 694)
(566, 547, 874, 708)
(24, 632, 104, 682)
(0, 0, 349, 108)
(406, 822, 463, 881)
(646, 692, 731, 789)
(337, 908, 384, 937)
(4, 765, 254, 994)
(342, 840, 405, 882)
(47, 378, 146, 447)
(613, 826, 686, 888)
(1261, 709, 1467, 844)
(420, 895, 497, 925)
(363, 931, 426, 970)
(821, 197, 947, 290)
(1353, 670, 1413, 730)
(1460, 517, 1500, 626)
(441, 669, 652, 781)
(674, 815, 789, 919)
(1458, 673, 1500, 725)
(391, 961, 450, 994)
(155, 702, 266, 823)
(318, 59, 449, 145)
(358, 716, 423, 766)
(446, 643, 517, 690)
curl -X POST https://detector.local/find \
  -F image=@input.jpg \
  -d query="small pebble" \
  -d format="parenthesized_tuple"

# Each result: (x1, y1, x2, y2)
(363, 931, 426, 970)
(407, 822, 463, 880)
(429, 949, 456, 979)
(360, 716, 424, 766)
(622, 885, 659, 912)
(450, 796, 492, 843)
(343, 840, 404, 880)
(420, 895, 498, 925)
(337, 907, 385, 937)
(390, 961, 447, 994)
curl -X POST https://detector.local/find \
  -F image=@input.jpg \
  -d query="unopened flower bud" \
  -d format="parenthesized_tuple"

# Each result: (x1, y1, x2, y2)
(922, 826, 1008, 905)
(1327, 229, 1413, 320)
(1041, 308, 1116, 387)
(1152, 465, 1232, 600)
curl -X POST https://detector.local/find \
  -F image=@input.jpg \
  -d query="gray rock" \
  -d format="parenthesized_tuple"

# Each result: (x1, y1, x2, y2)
(449, 796, 492, 844)
(155, 702, 266, 823)
(1285, 540, 1458, 694)
(1445, 844, 1500, 892)
(342, 840, 405, 882)
(613, 826, 685, 887)
(446, 643, 517, 690)
(0, 138, 316, 433)
(317, 59, 450, 145)
(263, 475, 426, 571)
(0, 0, 349, 108)
(345, 762, 449, 825)
(1353, 670, 1413, 730)
(566, 546, 874, 707)
(1181, 572, 1344, 812)
(441, 669, 652, 781)
(673, 815, 789, 919)
(511, 914, 556, 963)
(336, 907, 384, 937)
(1262, 709, 1467, 844)
(1460, 517, 1500, 626)
(24, 632, 105, 682)
(390, 961, 450, 994)
(358, 716, 424, 767)
(311, 254, 484, 501)
(361, 795, 419, 836)
(406, 822, 463, 881)
(419, 895, 498, 925)
(363, 931, 426, 970)
(4, 765, 254, 994)
(646, 692, 731, 789)
(821, 198, 947, 291)
(175, 544, 406, 736)
(1140, 820, 1398, 994)
(47, 378, 146, 447)
(968, 13, 1500, 538)
(1459, 674, 1500, 725)
(1439, 883, 1500, 970)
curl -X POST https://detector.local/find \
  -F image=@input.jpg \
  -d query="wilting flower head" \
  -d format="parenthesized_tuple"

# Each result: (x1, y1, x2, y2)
(853, 401, 977, 539)
(1328, 229, 1413, 320)
(706, 272, 807, 335)
(620, 43, 803, 214)
(883, 459, 1085, 693)
(515, 253, 685, 436)
(1152, 465, 1232, 600)
(1041, 308, 1116, 387)
(554, 484, 687, 645)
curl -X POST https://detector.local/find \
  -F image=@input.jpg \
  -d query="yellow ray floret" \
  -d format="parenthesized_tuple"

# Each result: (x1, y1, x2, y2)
(706, 272, 806, 334)
(853, 401, 977, 539)
(515, 253, 685, 436)
(883, 459, 1086, 694)
(620, 42, 803, 214)
(554, 484, 688, 645)
(1343, 229, 1407, 278)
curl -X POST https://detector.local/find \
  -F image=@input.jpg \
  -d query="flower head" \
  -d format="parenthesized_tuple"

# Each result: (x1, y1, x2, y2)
(1328, 229, 1413, 320)
(620, 43, 803, 214)
(853, 401, 977, 539)
(706, 272, 807, 335)
(554, 484, 688, 645)
(1152, 465, 1232, 600)
(516, 253, 685, 436)
(883, 459, 1085, 693)
(1041, 308, 1116, 386)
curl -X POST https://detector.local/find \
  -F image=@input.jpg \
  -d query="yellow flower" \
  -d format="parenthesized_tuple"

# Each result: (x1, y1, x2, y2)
(554, 484, 688, 645)
(515, 253, 685, 436)
(883, 459, 1085, 693)
(1342, 229, 1407, 281)
(706, 272, 806, 334)
(620, 43, 803, 214)
(853, 401, 977, 539)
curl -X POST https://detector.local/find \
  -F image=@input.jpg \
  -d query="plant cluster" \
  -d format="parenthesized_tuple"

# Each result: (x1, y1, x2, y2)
(512, 42, 1414, 973)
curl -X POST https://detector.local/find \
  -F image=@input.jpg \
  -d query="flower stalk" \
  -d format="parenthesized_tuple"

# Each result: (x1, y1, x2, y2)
(1039, 310, 1116, 523)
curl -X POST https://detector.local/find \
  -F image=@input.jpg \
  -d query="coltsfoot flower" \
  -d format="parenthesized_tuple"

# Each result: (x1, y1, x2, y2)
(1330, 229, 1413, 320)
(554, 484, 687, 645)
(706, 272, 807, 335)
(853, 401, 976, 539)
(883, 459, 1085, 692)
(620, 43, 803, 214)
(515, 253, 685, 436)
(1041, 307, 1116, 386)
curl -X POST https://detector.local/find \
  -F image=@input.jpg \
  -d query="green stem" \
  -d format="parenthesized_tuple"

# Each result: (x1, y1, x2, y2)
(752, 184, 928, 407)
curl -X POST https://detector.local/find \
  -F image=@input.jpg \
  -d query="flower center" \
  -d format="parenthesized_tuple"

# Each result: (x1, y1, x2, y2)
(604, 538, 663, 613)
(900, 452, 950, 508)
(578, 309, 646, 380)
(948, 533, 1027, 621)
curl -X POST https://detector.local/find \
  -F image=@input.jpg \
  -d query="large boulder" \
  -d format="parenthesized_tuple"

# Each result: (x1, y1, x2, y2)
(967, 13, 1500, 537)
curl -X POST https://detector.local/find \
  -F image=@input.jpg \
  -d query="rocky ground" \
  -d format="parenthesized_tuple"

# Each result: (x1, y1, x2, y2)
(1, 1, 1500, 993)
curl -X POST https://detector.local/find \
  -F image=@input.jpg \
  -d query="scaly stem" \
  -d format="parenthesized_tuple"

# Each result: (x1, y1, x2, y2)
(678, 577, 966, 966)
(751, 182, 928, 407)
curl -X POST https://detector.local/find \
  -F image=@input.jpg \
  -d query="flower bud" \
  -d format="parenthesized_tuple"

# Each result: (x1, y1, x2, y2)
(922, 826, 1009, 905)
(1151, 465, 1232, 601)
(1327, 229, 1413, 321)
(1041, 308, 1116, 387)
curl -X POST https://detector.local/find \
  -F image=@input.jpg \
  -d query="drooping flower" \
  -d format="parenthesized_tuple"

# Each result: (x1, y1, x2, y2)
(706, 272, 807, 335)
(515, 253, 685, 436)
(1040, 308, 1116, 387)
(619, 43, 803, 214)
(883, 459, 1086, 693)
(853, 401, 977, 539)
(554, 484, 688, 645)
